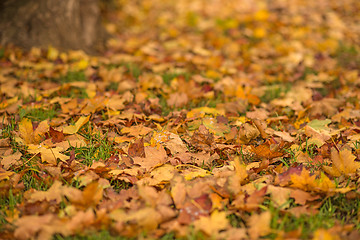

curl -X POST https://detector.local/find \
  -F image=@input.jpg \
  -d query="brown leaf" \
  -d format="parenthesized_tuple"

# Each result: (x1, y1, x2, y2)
(121, 125, 153, 137)
(132, 146, 168, 171)
(128, 138, 145, 158)
(14, 214, 62, 240)
(238, 123, 260, 144)
(49, 126, 65, 143)
(190, 125, 215, 151)
(1, 151, 22, 170)
(167, 92, 188, 107)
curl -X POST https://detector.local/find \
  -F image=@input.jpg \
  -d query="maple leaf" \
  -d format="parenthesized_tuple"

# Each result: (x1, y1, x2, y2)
(323, 147, 360, 177)
(132, 145, 167, 171)
(67, 181, 103, 209)
(290, 168, 340, 192)
(121, 125, 153, 136)
(167, 92, 188, 107)
(190, 125, 215, 151)
(164, 132, 188, 154)
(128, 138, 145, 158)
(238, 123, 260, 144)
(266, 185, 292, 208)
(62, 115, 90, 134)
(171, 175, 187, 209)
(186, 107, 225, 119)
(247, 211, 271, 240)
(124, 207, 163, 231)
(28, 145, 69, 165)
(138, 164, 175, 186)
(18, 118, 49, 145)
(48, 127, 65, 143)
(14, 214, 67, 240)
(193, 210, 229, 237)
(1, 151, 22, 170)
(28, 180, 63, 203)
(182, 166, 211, 180)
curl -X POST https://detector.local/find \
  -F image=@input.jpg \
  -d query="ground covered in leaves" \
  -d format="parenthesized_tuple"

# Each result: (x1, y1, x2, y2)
(1, 0, 360, 239)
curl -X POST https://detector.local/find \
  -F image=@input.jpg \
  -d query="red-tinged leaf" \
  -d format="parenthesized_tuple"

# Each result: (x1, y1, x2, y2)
(277, 165, 303, 185)
(49, 126, 64, 143)
(251, 144, 283, 159)
(128, 138, 145, 158)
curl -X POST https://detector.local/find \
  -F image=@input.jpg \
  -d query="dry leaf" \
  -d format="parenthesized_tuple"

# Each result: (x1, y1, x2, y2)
(247, 211, 271, 240)
(323, 147, 360, 177)
(193, 210, 229, 237)
(62, 115, 90, 134)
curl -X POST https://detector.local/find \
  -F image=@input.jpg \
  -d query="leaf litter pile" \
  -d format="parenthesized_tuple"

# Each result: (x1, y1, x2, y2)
(1, 0, 360, 239)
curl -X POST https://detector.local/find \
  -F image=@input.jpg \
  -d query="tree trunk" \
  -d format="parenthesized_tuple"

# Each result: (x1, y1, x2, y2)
(0, 0, 108, 54)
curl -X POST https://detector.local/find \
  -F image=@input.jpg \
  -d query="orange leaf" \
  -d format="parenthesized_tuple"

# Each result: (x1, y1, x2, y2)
(193, 210, 229, 237)
(19, 118, 34, 144)
(323, 147, 360, 177)
(247, 211, 271, 240)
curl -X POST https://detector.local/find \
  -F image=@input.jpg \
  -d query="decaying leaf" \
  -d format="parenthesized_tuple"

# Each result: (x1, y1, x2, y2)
(2, 0, 360, 238)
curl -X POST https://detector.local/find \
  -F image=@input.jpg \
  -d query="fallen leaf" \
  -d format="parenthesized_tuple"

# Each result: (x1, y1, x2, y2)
(62, 115, 90, 134)
(247, 211, 271, 240)
(1, 151, 22, 170)
(193, 210, 229, 237)
(323, 147, 360, 177)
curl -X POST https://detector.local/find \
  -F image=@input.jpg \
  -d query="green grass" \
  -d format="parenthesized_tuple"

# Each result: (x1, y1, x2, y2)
(55, 71, 87, 83)
(110, 179, 132, 192)
(54, 231, 131, 240)
(59, 86, 89, 99)
(260, 84, 290, 103)
(0, 189, 22, 227)
(106, 81, 119, 91)
(124, 62, 142, 80)
(19, 106, 58, 121)
(162, 72, 191, 85)
(1, 117, 16, 139)
(73, 126, 114, 166)
(258, 194, 360, 239)
(334, 42, 360, 69)
(21, 165, 53, 191)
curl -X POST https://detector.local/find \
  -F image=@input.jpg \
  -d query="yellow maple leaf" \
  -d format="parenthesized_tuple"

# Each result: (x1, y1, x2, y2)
(28, 181, 63, 203)
(234, 156, 248, 183)
(291, 168, 315, 191)
(313, 228, 340, 240)
(194, 210, 229, 237)
(33, 120, 49, 143)
(186, 107, 225, 119)
(28, 145, 69, 165)
(323, 147, 360, 177)
(247, 211, 271, 240)
(62, 115, 90, 134)
(19, 118, 34, 144)
(18, 118, 49, 145)
(181, 166, 212, 180)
